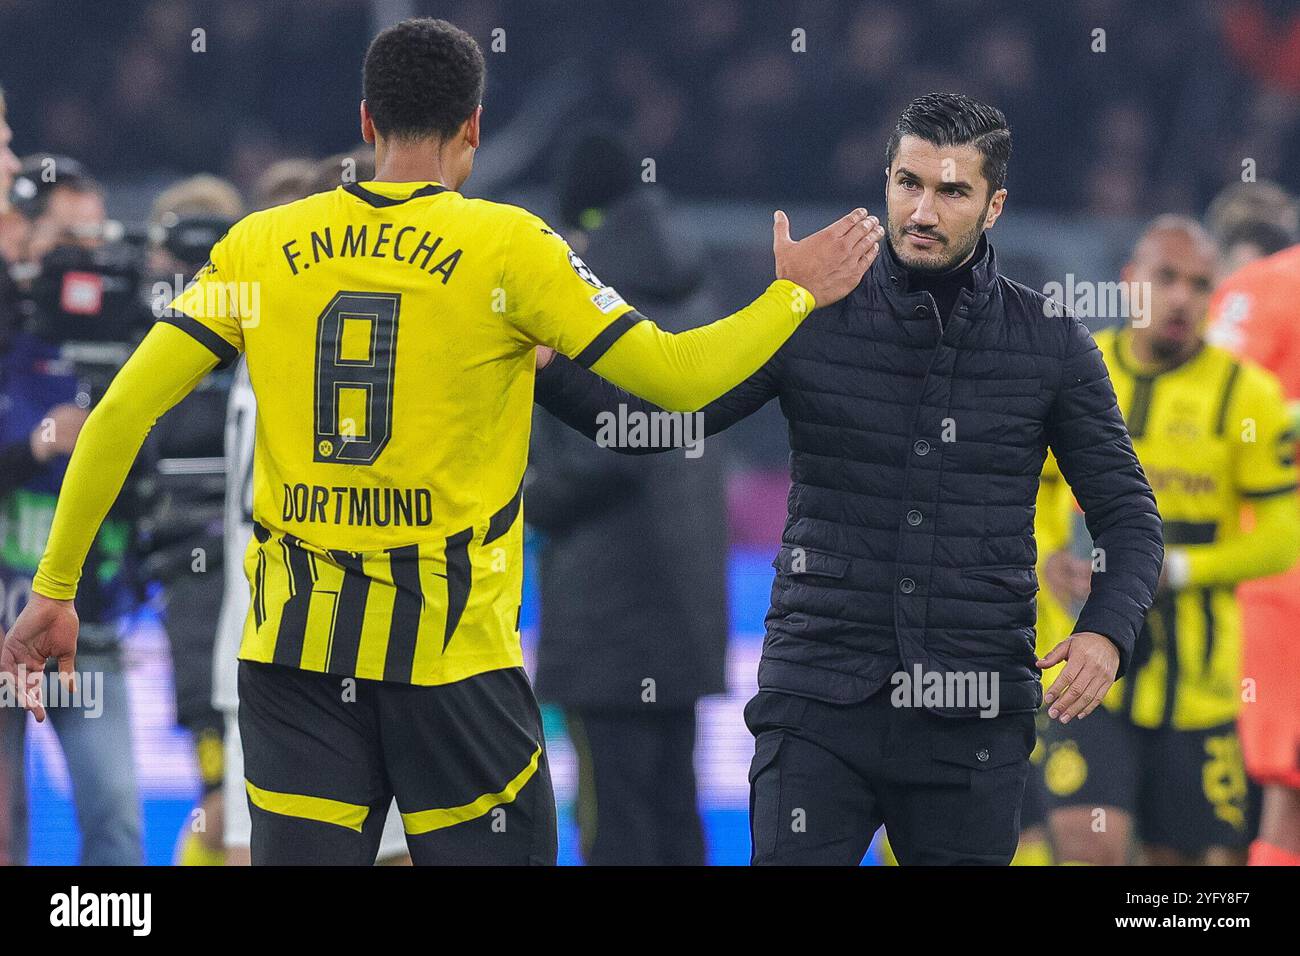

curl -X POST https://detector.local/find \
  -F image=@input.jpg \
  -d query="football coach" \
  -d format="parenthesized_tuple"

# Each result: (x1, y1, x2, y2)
(533, 92, 1163, 864)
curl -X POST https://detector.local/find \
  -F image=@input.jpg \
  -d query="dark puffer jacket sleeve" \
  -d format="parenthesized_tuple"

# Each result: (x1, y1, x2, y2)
(535, 352, 782, 453)
(1043, 316, 1164, 678)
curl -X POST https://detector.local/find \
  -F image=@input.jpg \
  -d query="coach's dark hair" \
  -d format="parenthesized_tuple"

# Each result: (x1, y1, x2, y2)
(886, 93, 1011, 195)
(363, 18, 485, 142)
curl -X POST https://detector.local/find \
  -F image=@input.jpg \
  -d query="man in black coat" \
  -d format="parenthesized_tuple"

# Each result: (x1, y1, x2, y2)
(528, 133, 728, 864)
(534, 93, 1164, 864)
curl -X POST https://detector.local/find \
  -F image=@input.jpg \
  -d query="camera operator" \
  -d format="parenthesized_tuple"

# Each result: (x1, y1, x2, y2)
(0, 152, 144, 865)
(137, 173, 241, 866)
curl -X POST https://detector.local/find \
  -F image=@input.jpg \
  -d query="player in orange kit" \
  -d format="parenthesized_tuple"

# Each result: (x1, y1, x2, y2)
(1208, 233, 1300, 866)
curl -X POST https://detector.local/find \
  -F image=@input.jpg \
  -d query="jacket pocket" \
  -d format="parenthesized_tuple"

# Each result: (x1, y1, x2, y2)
(748, 731, 785, 784)
(974, 377, 1042, 398)
(747, 732, 786, 863)
(922, 715, 1034, 859)
(931, 712, 1035, 770)
(772, 545, 850, 580)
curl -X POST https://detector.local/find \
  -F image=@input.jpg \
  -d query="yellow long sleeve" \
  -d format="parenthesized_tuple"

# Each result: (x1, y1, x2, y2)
(1182, 492, 1300, 588)
(31, 323, 217, 600)
(588, 279, 813, 412)
(31, 278, 813, 600)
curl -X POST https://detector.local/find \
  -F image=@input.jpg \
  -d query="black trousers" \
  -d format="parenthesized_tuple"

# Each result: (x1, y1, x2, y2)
(745, 686, 1035, 865)
(0, 705, 21, 866)
(162, 572, 225, 796)
(566, 706, 705, 866)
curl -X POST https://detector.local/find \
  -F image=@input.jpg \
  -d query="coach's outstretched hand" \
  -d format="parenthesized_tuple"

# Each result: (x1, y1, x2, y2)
(773, 208, 883, 309)
(0, 593, 79, 722)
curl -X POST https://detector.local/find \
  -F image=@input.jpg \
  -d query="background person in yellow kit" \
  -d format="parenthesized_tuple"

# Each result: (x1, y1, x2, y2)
(1011, 448, 1078, 865)
(1041, 216, 1300, 865)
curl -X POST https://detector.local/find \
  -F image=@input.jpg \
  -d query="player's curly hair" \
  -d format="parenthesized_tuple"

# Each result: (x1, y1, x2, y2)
(363, 18, 485, 143)
(887, 92, 1011, 196)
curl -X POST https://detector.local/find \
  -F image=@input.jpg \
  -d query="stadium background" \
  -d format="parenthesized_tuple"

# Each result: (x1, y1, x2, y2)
(3, 0, 1299, 864)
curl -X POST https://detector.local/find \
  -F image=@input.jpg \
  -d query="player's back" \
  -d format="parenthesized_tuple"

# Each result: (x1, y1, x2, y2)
(176, 179, 630, 685)
(234, 182, 548, 550)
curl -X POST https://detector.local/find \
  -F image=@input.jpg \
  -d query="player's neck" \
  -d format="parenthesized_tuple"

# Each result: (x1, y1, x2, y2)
(372, 142, 453, 188)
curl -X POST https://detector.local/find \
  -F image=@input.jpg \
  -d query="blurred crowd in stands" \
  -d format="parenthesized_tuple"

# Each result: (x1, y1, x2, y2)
(3, 0, 1300, 213)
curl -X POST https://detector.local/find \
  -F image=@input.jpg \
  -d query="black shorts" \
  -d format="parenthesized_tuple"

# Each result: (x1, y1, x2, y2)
(238, 661, 557, 865)
(1041, 705, 1250, 855)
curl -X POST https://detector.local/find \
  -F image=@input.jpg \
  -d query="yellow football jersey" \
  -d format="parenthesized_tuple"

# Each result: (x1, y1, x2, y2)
(1087, 326, 1296, 728)
(1033, 449, 1077, 665)
(167, 180, 641, 685)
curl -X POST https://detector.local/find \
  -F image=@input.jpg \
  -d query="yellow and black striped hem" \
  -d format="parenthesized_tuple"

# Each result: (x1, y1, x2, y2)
(400, 745, 542, 836)
(245, 780, 371, 832)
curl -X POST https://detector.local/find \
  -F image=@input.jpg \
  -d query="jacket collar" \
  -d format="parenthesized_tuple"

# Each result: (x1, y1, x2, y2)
(873, 232, 999, 317)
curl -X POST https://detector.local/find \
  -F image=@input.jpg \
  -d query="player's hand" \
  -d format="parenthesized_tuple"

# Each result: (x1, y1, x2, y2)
(1043, 550, 1091, 607)
(29, 403, 88, 463)
(536, 345, 555, 370)
(1037, 631, 1119, 724)
(0, 593, 79, 722)
(773, 208, 883, 309)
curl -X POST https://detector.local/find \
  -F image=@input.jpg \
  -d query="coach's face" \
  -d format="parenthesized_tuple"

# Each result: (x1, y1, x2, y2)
(886, 135, 1005, 273)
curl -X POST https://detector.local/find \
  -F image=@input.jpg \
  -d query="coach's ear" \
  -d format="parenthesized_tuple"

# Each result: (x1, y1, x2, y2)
(360, 100, 377, 145)
(983, 187, 1007, 231)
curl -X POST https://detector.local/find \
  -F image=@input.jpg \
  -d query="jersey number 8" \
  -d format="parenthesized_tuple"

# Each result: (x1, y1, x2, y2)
(312, 291, 400, 465)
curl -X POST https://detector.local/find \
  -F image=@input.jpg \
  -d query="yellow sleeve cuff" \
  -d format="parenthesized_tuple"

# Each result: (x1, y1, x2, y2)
(769, 278, 816, 316)
(31, 574, 77, 602)
(589, 278, 814, 412)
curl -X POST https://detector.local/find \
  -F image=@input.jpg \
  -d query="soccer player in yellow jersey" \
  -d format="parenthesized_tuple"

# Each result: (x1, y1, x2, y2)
(0, 19, 884, 865)
(1042, 217, 1300, 865)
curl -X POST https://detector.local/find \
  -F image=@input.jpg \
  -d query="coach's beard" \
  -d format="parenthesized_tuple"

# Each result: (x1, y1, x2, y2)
(887, 204, 989, 275)
(888, 221, 983, 275)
